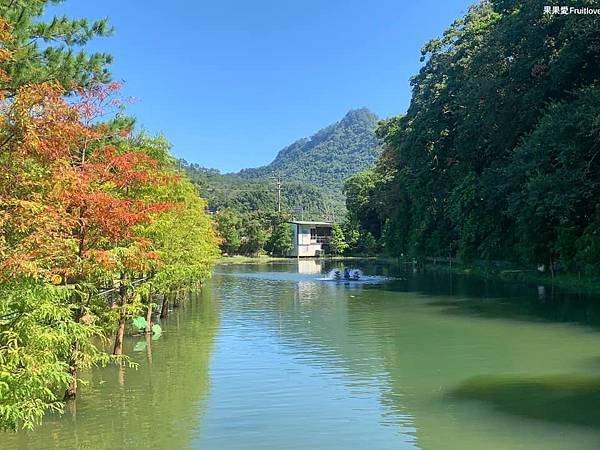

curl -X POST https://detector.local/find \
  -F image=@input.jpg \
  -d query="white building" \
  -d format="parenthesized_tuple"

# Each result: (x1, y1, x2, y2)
(288, 221, 333, 257)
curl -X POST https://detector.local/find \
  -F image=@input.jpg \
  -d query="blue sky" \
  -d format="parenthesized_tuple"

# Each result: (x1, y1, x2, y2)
(49, 0, 474, 172)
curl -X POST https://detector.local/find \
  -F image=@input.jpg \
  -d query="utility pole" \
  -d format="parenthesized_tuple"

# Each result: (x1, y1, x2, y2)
(277, 177, 282, 213)
(272, 176, 283, 213)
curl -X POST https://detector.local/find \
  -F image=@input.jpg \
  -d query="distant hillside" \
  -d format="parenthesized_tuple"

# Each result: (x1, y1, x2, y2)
(239, 108, 380, 192)
(181, 163, 332, 219)
(182, 108, 381, 220)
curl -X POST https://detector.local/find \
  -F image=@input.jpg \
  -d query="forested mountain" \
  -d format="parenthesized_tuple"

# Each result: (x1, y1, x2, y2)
(181, 107, 380, 220)
(346, 0, 600, 274)
(239, 108, 380, 192)
(178, 108, 380, 256)
(181, 163, 332, 219)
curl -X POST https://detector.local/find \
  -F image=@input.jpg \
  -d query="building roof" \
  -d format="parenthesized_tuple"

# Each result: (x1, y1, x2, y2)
(288, 220, 333, 226)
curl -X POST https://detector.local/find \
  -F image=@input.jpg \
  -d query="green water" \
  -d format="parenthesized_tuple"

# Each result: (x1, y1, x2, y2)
(6, 260, 600, 449)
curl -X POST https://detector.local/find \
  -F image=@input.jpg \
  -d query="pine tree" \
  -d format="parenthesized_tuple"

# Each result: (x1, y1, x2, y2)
(0, 0, 113, 94)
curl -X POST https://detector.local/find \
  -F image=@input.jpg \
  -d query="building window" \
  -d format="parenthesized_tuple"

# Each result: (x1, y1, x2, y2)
(316, 227, 331, 243)
(310, 228, 317, 242)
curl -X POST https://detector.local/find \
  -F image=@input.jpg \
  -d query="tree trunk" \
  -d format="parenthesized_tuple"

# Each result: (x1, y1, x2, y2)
(109, 280, 117, 309)
(160, 294, 169, 319)
(113, 276, 128, 355)
(174, 289, 184, 308)
(113, 315, 126, 355)
(65, 207, 88, 400)
(145, 332, 152, 365)
(64, 302, 85, 400)
(144, 298, 153, 334)
(64, 339, 79, 400)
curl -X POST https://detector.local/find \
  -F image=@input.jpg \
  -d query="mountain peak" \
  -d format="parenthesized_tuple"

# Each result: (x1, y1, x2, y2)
(341, 107, 377, 121)
(238, 108, 381, 195)
(338, 108, 379, 131)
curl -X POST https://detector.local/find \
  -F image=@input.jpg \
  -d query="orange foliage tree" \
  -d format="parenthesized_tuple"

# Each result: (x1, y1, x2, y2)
(0, 16, 218, 429)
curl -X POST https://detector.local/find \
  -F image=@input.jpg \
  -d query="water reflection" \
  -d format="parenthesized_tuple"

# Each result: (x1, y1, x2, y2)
(297, 259, 322, 274)
(205, 261, 600, 449)
(6, 261, 600, 450)
(5, 291, 218, 450)
(453, 374, 600, 428)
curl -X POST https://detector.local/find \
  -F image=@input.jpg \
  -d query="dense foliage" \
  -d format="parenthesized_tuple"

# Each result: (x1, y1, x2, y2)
(182, 108, 380, 219)
(346, 0, 600, 274)
(181, 109, 381, 256)
(0, 2, 218, 431)
(0, 0, 113, 93)
(182, 162, 333, 219)
(239, 108, 381, 194)
(213, 209, 292, 256)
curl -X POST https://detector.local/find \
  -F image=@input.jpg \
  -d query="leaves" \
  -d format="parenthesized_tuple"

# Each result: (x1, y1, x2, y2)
(352, 0, 600, 271)
(131, 316, 147, 331)
(329, 224, 348, 256)
(0, 12, 218, 430)
(0, 1, 114, 93)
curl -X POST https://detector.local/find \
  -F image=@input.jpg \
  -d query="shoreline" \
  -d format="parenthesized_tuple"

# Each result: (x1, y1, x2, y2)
(215, 255, 377, 264)
(215, 255, 600, 295)
(419, 261, 600, 295)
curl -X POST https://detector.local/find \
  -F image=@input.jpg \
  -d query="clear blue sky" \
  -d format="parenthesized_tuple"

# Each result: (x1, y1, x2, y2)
(49, 0, 474, 172)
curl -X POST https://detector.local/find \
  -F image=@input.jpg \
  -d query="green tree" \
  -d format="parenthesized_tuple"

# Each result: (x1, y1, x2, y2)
(358, 231, 377, 256)
(356, 0, 600, 274)
(577, 209, 600, 274)
(268, 221, 293, 256)
(0, 280, 108, 430)
(329, 224, 348, 256)
(344, 170, 383, 240)
(506, 85, 600, 272)
(0, 0, 113, 93)
(343, 220, 360, 252)
(0, 6, 219, 429)
(215, 208, 243, 255)
(239, 216, 269, 256)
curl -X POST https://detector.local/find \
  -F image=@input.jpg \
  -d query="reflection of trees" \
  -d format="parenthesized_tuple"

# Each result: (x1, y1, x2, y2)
(8, 292, 218, 449)
(217, 263, 600, 449)
(454, 374, 600, 428)
(19, 263, 600, 449)
(345, 288, 600, 448)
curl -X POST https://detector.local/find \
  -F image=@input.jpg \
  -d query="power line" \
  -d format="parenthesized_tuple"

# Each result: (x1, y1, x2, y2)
(201, 187, 273, 193)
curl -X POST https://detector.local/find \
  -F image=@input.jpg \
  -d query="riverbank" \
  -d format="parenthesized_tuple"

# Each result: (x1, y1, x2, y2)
(216, 255, 377, 264)
(419, 261, 600, 295)
(217, 255, 600, 295)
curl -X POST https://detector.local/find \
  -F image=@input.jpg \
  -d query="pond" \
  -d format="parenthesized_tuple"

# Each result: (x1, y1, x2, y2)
(6, 260, 600, 449)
